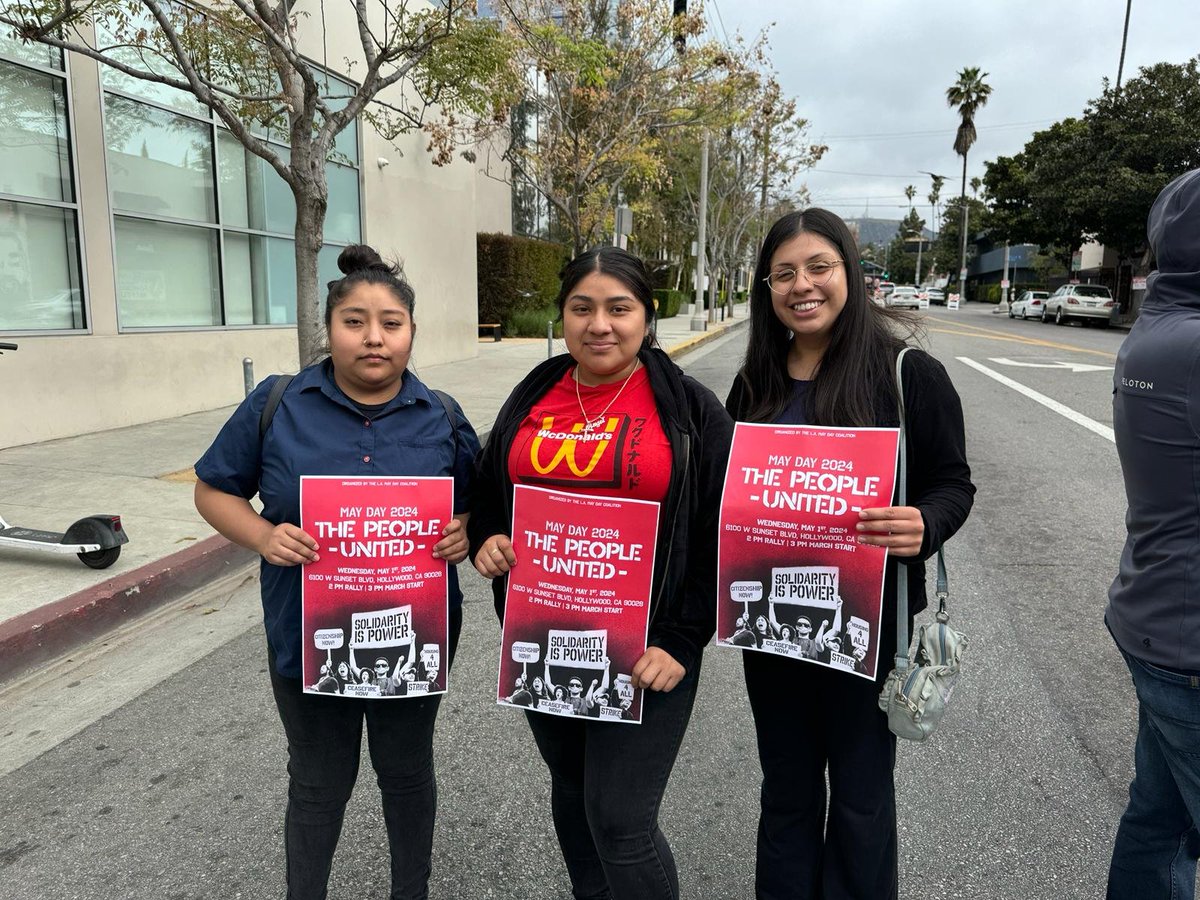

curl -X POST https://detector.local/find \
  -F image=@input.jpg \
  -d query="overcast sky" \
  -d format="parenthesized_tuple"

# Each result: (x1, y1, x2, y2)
(710, 0, 1200, 223)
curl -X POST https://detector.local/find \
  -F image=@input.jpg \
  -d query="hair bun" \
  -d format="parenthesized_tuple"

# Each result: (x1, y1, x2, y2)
(337, 243, 390, 276)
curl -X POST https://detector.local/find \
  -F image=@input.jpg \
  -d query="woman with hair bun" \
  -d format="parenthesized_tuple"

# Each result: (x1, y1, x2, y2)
(193, 243, 479, 899)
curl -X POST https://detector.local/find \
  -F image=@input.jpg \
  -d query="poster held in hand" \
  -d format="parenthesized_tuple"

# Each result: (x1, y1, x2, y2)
(498, 485, 658, 723)
(301, 476, 452, 698)
(715, 424, 899, 680)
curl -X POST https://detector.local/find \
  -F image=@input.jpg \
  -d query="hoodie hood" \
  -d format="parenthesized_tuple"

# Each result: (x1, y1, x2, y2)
(1145, 168, 1200, 309)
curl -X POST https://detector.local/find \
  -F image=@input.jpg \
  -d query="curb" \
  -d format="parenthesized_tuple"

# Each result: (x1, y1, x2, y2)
(664, 316, 748, 359)
(0, 535, 256, 682)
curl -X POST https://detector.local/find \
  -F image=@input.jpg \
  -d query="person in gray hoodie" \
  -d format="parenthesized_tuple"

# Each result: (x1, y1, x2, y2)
(1107, 168, 1200, 899)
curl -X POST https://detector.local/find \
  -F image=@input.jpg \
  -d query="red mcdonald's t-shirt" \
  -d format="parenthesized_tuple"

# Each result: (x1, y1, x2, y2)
(508, 366, 671, 502)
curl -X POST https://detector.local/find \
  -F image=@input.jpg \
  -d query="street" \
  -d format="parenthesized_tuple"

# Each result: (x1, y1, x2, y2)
(0, 305, 1144, 899)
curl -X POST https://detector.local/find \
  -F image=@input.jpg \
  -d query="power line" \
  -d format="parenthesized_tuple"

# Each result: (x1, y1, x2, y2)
(817, 119, 1054, 142)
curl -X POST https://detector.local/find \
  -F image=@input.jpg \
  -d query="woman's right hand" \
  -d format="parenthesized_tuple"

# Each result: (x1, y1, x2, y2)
(474, 533, 516, 578)
(258, 523, 320, 566)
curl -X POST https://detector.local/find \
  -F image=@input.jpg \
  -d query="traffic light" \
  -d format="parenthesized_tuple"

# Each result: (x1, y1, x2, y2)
(882, 271, 889, 279)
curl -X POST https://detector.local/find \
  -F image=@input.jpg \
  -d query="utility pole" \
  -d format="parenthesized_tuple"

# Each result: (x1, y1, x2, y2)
(996, 241, 1011, 313)
(691, 130, 709, 332)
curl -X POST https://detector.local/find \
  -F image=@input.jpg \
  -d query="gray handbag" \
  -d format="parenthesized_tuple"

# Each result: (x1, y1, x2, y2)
(877, 348, 968, 742)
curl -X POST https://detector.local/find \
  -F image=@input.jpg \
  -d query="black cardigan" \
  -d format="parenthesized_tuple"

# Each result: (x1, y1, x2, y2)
(725, 348, 976, 671)
(468, 347, 735, 675)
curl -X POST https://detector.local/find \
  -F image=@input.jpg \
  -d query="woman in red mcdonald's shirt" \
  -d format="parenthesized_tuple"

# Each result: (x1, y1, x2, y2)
(469, 246, 733, 900)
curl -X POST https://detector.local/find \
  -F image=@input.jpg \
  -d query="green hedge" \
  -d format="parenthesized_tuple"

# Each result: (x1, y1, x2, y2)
(653, 289, 687, 319)
(505, 305, 562, 338)
(477, 233, 568, 331)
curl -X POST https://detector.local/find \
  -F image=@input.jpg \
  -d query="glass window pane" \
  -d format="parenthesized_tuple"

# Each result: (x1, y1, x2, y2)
(325, 163, 360, 244)
(218, 131, 293, 234)
(0, 30, 61, 69)
(105, 94, 215, 223)
(114, 217, 220, 326)
(222, 232, 296, 325)
(245, 144, 293, 234)
(0, 61, 72, 202)
(0, 200, 83, 330)
(95, 14, 205, 116)
(217, 129, 248, 228)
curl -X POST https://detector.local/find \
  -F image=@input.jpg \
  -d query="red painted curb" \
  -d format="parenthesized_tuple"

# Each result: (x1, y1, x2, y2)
(0, 535, 256, 683)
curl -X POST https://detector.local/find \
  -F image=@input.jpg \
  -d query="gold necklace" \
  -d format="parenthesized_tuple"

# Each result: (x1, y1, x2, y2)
(574, 361, 640, 432)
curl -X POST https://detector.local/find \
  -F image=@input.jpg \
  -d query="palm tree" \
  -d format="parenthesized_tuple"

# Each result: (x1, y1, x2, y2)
(946, 67, 992, 299)
(970, 176, 982, 196)
(926, 174, 945, 243)
(905, 184, 916, 211)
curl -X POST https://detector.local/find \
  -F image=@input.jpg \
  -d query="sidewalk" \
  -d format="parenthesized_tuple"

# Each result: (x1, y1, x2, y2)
(0, 310, 746, 681)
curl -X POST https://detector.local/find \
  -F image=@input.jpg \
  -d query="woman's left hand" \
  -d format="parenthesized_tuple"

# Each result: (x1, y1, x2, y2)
(432, 518, 469, 564)
(856, 506, 924, 557)
(631, 647, 685, 693)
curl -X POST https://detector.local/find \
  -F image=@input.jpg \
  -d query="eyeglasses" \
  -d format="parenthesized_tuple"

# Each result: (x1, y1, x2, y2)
(764, 260, 844, 293)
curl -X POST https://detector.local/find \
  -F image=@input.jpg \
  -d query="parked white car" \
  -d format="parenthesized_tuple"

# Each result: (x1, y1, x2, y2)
(1009, 290, 1049, 320)
(1041, 284, 1116, 327)
(924, 288, 945, 305)
(886, 286, 928, 310)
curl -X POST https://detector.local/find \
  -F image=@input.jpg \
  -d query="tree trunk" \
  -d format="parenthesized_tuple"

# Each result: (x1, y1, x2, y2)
(957, 153, 969, 299)
(293, 174, 329, 367)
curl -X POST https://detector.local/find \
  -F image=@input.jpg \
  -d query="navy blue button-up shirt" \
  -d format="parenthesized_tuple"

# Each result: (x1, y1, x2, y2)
(195, 359, 480, 678)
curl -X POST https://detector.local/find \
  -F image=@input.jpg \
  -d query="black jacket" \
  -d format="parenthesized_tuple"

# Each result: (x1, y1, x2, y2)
(469, 347, 735, 675)
(725, 348, 975, 670)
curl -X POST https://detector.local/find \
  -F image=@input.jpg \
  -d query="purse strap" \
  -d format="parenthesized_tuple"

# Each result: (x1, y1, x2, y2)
(893, 348, 949, 673)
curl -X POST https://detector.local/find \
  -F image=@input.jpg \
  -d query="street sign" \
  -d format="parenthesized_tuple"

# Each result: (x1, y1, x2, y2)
(1000, 279, 1010, 289)
(959, 267, 968, 279)
(988, 357, 1114, 374)
(947, 295, 960, 310)
(1132, 276, 1148, 291)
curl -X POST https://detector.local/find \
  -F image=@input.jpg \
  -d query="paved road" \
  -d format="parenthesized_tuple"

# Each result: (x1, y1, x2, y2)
(0, 310, 1156, 898)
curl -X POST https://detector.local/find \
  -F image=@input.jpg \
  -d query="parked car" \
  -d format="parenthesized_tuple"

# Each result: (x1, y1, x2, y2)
(886, 286, 928, 310)
(1041, 284, 1117, 326)
(874, 280, 896, 303)
(924, 288, 945, 305)
(1009, 290, 1049, 320)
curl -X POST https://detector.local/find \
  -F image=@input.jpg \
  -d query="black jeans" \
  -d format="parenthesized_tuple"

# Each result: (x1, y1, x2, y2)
(268, 607, 462, 900)
(524, 659, 701, 900)
(743, 651, 898, 900)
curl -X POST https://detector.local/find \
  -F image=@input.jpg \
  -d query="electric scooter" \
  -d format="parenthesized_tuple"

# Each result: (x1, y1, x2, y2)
(0, 342, 130, 569)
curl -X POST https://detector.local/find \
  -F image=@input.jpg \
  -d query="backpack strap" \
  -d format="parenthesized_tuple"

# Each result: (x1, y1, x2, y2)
(431, 389, 461, 458)
(259, 374, 295, 441)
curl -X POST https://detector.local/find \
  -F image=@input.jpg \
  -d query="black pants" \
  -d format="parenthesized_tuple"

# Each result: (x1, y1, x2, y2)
(267, 607, 462, 900)
(743, 651, 898, 900)
(524, 660, 701, 900)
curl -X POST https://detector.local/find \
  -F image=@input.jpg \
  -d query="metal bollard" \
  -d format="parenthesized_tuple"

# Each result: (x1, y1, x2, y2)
(243, 358, 254, 397)
(547, 320, 554, 359)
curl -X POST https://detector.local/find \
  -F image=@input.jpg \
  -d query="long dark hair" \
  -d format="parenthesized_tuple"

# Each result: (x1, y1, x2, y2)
(738, 209, 916, 425)
(556, 246, 658, 347)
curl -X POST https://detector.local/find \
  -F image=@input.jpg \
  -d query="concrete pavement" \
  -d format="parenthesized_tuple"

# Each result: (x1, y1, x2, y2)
(0, 310, 747, 681)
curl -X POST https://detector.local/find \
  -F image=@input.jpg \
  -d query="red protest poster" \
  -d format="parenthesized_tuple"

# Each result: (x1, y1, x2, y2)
(715, 424, 899, 680)
(301, 476, 451, 699)
(498, 485, 659, 724)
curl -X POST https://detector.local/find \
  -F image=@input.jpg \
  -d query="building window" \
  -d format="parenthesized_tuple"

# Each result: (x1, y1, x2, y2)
(101, 56, 362, 329)
(0, 42, 85, 332)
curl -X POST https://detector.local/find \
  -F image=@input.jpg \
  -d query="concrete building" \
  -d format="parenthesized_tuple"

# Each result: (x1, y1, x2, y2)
(0, 5, 510, 448)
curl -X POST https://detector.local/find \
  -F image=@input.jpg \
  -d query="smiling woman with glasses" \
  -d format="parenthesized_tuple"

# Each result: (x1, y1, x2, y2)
(725, 208, 975, 900)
